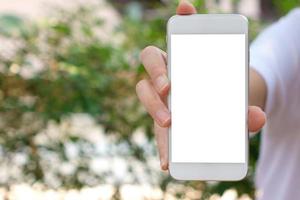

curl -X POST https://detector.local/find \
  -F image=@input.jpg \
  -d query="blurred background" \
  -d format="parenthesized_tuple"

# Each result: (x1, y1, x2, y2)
(0, 0, 298, 199)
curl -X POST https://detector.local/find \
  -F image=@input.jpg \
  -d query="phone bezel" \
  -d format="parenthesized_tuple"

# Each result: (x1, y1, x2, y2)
(167, 14, 249, 181)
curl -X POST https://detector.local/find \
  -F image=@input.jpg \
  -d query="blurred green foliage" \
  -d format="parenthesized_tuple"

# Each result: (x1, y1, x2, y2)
(273, 0, 299, 15)
(0, 0, 298, 199)
(0, 5, 154, 189)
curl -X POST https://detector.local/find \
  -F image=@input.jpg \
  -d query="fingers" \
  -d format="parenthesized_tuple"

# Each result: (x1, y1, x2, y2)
(153, 106, 266, 171)
(140, 46, 170, 96)
(139, 47, 170, 169)
(176, 0, 197, 15)
(248, 106, 266, 132)
(154, 122, 169, 170)
(136, 79, 171, 127)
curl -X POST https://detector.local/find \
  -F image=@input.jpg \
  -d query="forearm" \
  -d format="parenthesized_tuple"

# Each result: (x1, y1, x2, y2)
(249, 9, 300, 112)
(249, 68, 267, 110)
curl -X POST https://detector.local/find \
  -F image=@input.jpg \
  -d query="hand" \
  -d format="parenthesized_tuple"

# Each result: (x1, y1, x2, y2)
(136, 1, 266, 170)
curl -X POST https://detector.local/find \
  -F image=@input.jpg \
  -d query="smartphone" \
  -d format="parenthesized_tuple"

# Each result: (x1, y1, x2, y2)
(167, 14, 248, 181)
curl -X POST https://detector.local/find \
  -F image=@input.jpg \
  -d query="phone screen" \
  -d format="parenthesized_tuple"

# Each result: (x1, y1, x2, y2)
(171, 34, 246, 163)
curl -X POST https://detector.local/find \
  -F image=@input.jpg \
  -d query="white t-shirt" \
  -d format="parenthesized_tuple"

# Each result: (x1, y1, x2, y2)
(250, 8, 300, 200)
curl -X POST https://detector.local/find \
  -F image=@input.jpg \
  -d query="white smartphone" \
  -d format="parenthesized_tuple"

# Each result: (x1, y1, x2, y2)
(167, 14, 248, 181)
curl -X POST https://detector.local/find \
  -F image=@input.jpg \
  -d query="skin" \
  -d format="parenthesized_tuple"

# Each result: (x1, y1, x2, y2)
(136, 0, 267, 170)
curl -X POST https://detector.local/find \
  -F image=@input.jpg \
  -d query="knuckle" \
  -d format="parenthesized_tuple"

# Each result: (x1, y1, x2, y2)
(153, 67, 166, 77)
(140, 45, 157, 60)
(136, 79, 147, 93)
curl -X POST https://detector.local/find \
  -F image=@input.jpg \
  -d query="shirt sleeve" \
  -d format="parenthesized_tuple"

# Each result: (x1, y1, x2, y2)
(250, 8, 300, 116)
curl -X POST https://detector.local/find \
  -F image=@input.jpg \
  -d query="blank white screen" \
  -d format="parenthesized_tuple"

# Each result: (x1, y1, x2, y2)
(171, 34, 246, 163)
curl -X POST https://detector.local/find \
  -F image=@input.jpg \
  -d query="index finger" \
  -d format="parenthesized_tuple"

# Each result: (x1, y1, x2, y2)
(140, 46, 169, 96)
(176, 1, 197, 15)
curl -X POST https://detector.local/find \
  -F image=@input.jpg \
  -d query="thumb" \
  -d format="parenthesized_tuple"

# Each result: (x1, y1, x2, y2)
(176, 0, 197, 15)
(248, 106, 266, 132)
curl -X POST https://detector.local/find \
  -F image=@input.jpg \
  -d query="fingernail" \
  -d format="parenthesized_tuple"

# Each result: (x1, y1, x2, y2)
(161, 161, 168, 170)
(160, 155, 167, 170)
(155, 75, 169, 93)
(156, 110, 170, 126)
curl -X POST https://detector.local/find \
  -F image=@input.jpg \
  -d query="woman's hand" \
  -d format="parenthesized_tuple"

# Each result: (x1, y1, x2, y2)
(136, 1, 266, 170)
